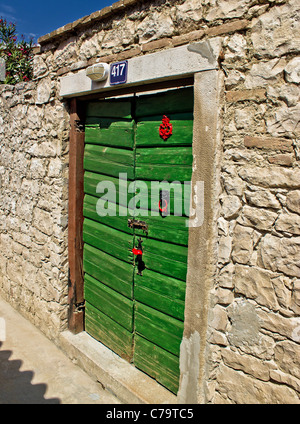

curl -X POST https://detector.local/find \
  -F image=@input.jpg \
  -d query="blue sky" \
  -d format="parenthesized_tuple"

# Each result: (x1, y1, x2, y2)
(0, 0, 113, 44)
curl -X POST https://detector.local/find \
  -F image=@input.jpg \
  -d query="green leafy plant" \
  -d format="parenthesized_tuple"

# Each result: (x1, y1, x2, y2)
(0, 17, 33, 85)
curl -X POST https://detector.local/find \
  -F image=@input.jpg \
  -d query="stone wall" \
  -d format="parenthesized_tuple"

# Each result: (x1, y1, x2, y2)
(0, 0, 299, 403)
(0, 81, 70, 339)
(204, 0, 300, 403)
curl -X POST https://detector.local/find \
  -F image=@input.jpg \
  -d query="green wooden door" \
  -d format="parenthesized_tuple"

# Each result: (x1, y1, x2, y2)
(83, 87, 193, 393)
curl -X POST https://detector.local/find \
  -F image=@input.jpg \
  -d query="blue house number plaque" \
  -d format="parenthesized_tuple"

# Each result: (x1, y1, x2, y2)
(110, 60, 128, 85)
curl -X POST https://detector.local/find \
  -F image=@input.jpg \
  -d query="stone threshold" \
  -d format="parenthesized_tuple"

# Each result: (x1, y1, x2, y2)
(58, 330, 177, 404)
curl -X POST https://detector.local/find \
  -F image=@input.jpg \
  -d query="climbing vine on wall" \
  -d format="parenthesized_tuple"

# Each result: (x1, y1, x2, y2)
(0, 18, 33, 85)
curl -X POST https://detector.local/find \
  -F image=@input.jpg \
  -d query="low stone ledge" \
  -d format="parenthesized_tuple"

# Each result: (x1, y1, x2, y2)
(38, 6, 250, 51)
(59, 330, 177, 404)
(38, 1, 140, 45)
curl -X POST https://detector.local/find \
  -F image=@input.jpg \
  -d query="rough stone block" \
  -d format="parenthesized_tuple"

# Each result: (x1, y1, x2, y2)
(239, 166, 300, 189)
(258, 309, 300, 344)
(217, 363, 299, 404)
(234, 264, 279, 311)
(268, 154, 294, 167)
(286, 190, 300, 215)
(245, 187, 281, 209)
(275, 211, 300, 235)
(33, 208, 54, 237)
(221, 348, 270, 381)
(274, 340, 300, 380)
(231, 224, 254, 265)
(285, 57, 300, 84)
(226, 89, 266, 103)
(251, 0, 300, 58)
(244, 136, 293, 152)
(238, 205, 278, 231)
(258, 234, 300, 278)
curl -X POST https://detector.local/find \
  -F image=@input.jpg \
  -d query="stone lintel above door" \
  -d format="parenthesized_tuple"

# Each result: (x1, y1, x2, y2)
(59, 38, 221, 98)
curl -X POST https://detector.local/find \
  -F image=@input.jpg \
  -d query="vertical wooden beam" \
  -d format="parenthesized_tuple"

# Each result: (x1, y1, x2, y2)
(68, 98, 85, 334)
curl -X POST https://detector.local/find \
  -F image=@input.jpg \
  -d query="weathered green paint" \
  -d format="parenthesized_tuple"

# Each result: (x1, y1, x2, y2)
(86, 100, 132, 119)
(85, 120, 134, 148)
(83, 89, 193, 393)
(84, 144, 134, 179)
(134, 335, 180, 394)
(136, 118, 193, 147)
(84, 243, 133, 298)
(83, 218, 133, 263)
(85, 301, 134, 361)
(137, 236, 188, 281)
(85, 273, 134, 331)
(135, 302, 184, 355)
(135, 87, 193, 117)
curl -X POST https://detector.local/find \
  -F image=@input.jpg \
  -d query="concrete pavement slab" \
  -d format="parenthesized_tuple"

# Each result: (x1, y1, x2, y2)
(0, 297, 121, 404)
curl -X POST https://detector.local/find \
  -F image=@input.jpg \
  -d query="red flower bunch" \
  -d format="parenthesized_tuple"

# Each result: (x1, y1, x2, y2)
(159, 115, 173, 141)
(0, 17, 33, 85)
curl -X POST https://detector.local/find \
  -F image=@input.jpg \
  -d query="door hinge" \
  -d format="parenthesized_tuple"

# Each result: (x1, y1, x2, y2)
(75, 119, 85, 133)
(75, 301, 85, 313)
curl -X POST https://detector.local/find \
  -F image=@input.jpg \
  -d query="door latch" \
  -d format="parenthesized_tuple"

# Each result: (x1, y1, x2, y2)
(132, 237, 145, 276)
(159, 189, 170, 217)
(128, 218, 148, 234)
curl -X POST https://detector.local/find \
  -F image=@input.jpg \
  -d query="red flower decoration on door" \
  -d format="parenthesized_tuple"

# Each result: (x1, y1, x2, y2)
(159, 115, 173, 141)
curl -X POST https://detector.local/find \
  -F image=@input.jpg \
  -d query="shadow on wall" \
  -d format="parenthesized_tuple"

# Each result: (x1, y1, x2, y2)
(0, 342, 61, 404)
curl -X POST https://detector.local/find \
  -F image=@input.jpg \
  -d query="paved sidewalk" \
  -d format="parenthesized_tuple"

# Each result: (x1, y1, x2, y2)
(0, 297, 121, 404)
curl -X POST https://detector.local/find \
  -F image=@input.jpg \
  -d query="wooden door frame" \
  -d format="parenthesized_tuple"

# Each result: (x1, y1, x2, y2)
(68, 98, 85, 333)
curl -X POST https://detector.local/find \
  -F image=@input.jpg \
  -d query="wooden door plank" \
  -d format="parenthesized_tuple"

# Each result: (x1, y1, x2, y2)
(134, 268, 186, 301)
(85, 120, 134, 148)
(134, 284, 185, 321)
(84, 157, 134, 179)
(134, 216, 190, 245)
(136, 119, 193, 147)
(83, 194, 134, 234)
(83, 218, 134, 263)
(83, 244, 133, 298)
(86, 101, 132, 119)
(142, 237, 188, 263)
(84, 273, 134, 331)
(136, 146, 193, 165)
(135, 164, 192, 182)
(84, 144, 134, 165)
(86, 302, 133, 361)
(133, 181, 191, 218)
(135, 302, 184, 356)
(135, 87, 194, 118)
(134, 335, 180, 394)
(137, 236, 188, 280)
(84, 172, 135, 209)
